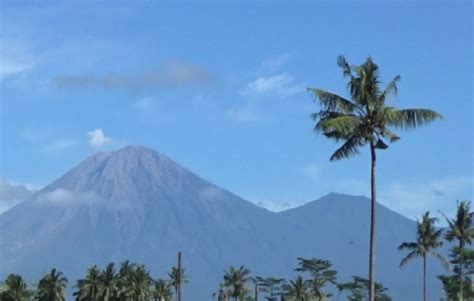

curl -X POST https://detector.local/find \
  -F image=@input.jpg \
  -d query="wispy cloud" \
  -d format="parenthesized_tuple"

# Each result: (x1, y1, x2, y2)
(51, 61, 213, 90)
(380, 175, 474, 220)
(134, 97, 155, 111)
(261, 52, 294, 72)
(19, 127, 53, 143)
(88, 128, 111, 148)
(254, 199, 308, 212)
(241, 73, 305, 98)
(227, 107, 258, 123)
(0, 179, 34, 213)
(302, 163, 320, 183)
(0, 38, 35, 80)
(41, 138, 79, 154)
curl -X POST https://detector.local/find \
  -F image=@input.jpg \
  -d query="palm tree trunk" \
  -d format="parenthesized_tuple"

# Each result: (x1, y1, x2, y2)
(178, 252, 182, 301)
(423, 254, 427, 301)
(254, 282, 258, 301)
(460, 242, 464, 301)
(368, 143, 377, 301)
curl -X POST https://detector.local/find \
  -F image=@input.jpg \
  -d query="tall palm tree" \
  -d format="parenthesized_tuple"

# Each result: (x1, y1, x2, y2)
(222, 266, 251, 301)
(442, 201, 474, 301)
(0, 274, 31, 301)
(308, 55, 442, 301)
(100, 263, 118, 301)
(74, 265, 103, 301)
(282, 276, 310, 301)
(398, 211, 449, 301)
(152, 279, 173, 301)
(295, 258, 337, 300)
(168, 267, 188, 301)
(36, 268, 68, 301)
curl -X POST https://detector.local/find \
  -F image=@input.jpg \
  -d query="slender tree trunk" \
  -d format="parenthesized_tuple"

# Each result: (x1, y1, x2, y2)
(254, 282, 258, 301)
(368, 143, 377, 301)
(423, 254, 427, 301)
(460, 242, 464, 301)
(178, 252, 182, 301)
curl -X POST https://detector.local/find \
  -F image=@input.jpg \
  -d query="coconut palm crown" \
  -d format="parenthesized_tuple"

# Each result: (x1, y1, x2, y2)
(398, 211, 448, 301)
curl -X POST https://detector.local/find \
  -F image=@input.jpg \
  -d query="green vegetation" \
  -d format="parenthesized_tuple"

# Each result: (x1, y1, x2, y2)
(398, 211, 448, 301)
(308, 56, 442, 301)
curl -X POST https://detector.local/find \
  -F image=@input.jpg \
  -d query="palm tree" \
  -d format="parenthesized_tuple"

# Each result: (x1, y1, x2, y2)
(308, 55, 442, 301)
(36, 268, 68, 301)
(223, 266, 251, 301)
(255, 277, 285, 301)
(0, 274, 31, 301)
(74, 265, 103, 301)
(295, 258, 337, 300)
(100, 263, 118, 301)
(282, 276, 309, 301)
(152, 279, 173, 301)
(124, 264, 152, 301)
(168, 267, 188, 301)
(442, 201, 474, 301)
(398, 211, 449, 301)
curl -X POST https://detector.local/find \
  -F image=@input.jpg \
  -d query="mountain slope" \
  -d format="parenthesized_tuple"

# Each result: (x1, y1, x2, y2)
(0, 146, 447, 300)
(279, 193, 447, 300)
(0, 146, 302, 299)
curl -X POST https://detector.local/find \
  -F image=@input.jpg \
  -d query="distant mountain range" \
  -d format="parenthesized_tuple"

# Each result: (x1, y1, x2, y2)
(0, 146, 447, 300)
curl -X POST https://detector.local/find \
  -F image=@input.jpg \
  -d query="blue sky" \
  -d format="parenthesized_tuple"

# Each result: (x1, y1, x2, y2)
(0, 1, 472, 219)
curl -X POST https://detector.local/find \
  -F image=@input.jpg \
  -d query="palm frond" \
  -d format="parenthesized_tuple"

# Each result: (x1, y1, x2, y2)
(398, 242, 418, 251)
(307, 88, 357, 114)
(380, 75, 401, 102)
(337, 55, 352, 78)
(399, 251, 420, 268)
(387, 108, 442, 129)
(430, 251, 450, 271)
(315, 115, 360, 137)
(329, 136, 364, 161)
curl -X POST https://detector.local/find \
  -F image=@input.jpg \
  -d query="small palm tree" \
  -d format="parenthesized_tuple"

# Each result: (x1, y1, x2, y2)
(100, 263, 118, 301)
(153, 279, 173, 301)
(255, 277, 285, 301)
(0, 274, 31, 301)
(36, 268, 68, 301)
(168, 267, 188, 301)
(398, 211, 449, 301)
(308, 55, 442, 301)
(223, 266, 251, 301)
(442, 201, 474, 301)
(74, 265, 103, 301)
(295, 258, 337, 300)
(282, 276, 310, 301)
(125, 264, 152, 301)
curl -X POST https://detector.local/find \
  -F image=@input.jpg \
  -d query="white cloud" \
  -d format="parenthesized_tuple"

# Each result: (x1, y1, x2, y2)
(0, 38, 35, 80)
(379, 175, 474, 221)
(254, 199, 308, 212)
(0, 179, 34, 214)
(241, 73, 305, 98)
(227, 107, 258, 122)
(302, 163, 320, 183)
(36, 189, 100, 207)
(134, 97, 155, 110)
(41, 138, 79, 153)
(261, 52, 294, 71)
(88, 128, 112, 148)
(19, 127, 53, 143)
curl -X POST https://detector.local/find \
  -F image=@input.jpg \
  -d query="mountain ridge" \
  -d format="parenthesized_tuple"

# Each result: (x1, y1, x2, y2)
(0, 145, 444, 300)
